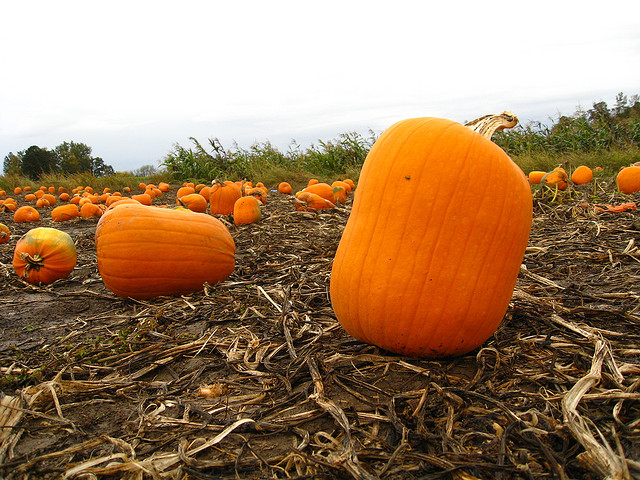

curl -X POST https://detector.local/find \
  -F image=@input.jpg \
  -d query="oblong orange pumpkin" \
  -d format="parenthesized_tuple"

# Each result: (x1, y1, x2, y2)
(51, 204, 80, 222)
(528, 171, 547, 185)
(14, 206, 40, 223)
(177, 193, 208, 213)
(80, 202, 105, 218)
(95, 203, 236, 299)
(295, 192, 335, 211)
(330, 114, 533, 358)
(13, 227, 77, 285)
(301, 183, 335, 203)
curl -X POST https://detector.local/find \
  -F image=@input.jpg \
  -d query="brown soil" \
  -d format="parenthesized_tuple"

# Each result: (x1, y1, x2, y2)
(0, 181, 639, 479)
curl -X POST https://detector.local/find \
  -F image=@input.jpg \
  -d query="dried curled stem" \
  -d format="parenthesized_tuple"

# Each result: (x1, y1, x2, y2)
(465, 111, 518, 139)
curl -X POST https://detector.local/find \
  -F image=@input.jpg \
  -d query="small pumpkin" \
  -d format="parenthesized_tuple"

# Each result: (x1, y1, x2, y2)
(176, 186, 195, 198)
(278, 182, 292, 194)
(332, 185, 347, 204)
(177, 193, 208, 213)
(616, 166, 640, 194)
(131, 193, 152, 205)
(80, 202, 105, 218)
(13, 227, 77, 285)
(342, 179, 356, 190)
(571, 165, 593, 185)
(0, 223, 10, 244)
(330, 112, 532, 358)
(527, 171, 547, 185)
(541, 169, 569, 190)
(95, 203, 236, 299)
(332, 180, 352, 195)
(301, 183, 335, 203)
(13, 206, 40, 223)
(0, 198, 18, 212)
(233, 196, 261, 225)
(295, 192, 335, 211)
(51, 204, 80, 222)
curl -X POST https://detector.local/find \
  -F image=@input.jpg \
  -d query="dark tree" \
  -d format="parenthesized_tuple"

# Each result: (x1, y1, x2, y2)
(20, 146, 58, 180)
(3, 152, 23, 175)
(55, 141, 94, 174)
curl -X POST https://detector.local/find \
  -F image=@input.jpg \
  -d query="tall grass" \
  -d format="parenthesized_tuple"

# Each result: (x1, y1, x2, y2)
(2, 93, 639, 190)
(160, 131, 376, 185)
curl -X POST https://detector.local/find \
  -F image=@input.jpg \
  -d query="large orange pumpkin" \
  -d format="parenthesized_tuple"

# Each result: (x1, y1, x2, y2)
(13, 227, 77, 285)
(95, 203, 236, 299)
(330, 112, 532, 358)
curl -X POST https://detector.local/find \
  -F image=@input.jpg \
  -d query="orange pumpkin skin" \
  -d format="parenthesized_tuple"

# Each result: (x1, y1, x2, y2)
(302, 183, 335, 203)
(571, 165, 593, 185)
(51, 204, 80, 222)
(95, 203, 236, 299)
(330, 117, 533, 358)
(528, 171, 547, 185)
(542, 170, 569, 190)
(14, 206, 40, 223)
(209, 181, 242, 215)
(278, 182, 292, 194)
(13, 227, 77, 285)
(616, 166, 640, 194)
(295, 192, 335, 211)
(177, 193, 208, 213)
(0, 223, 10, 244)
(233, 196, 261, 225)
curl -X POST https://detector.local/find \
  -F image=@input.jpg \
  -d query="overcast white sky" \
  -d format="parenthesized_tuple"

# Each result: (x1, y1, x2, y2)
(1, 1, 639, 173)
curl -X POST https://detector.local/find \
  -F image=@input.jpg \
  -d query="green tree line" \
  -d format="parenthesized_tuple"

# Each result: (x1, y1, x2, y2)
(3, 141, 114, 180)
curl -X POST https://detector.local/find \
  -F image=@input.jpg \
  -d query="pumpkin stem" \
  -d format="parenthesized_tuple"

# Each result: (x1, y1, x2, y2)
(464, 111, 518, 139)
(20, 252, 44, 273)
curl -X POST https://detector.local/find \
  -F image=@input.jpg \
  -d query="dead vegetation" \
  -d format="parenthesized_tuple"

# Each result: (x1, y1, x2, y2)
(0, 183, 639, 479)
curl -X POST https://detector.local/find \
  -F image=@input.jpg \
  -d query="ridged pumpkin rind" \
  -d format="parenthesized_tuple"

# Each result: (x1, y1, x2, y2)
(95, 203, 236, 299)
(330, 117, 533, 358)
(12, 227, 77, 285)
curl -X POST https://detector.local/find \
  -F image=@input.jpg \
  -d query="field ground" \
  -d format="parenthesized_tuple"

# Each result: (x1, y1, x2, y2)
(0, 182, 639, 479)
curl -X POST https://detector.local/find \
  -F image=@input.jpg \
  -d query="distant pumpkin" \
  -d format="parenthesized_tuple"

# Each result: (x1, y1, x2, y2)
(278, 182, 292, 194)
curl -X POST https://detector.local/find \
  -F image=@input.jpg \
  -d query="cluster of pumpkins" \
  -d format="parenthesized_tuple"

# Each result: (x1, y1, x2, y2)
(527, 165, 597, 189)
(0, 177, 357, 299)
(171, 177, 356, 225)
(528, 163, 640, 195)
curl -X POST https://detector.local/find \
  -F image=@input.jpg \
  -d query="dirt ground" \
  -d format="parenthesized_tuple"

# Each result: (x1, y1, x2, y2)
(0, 181, 639, 479)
